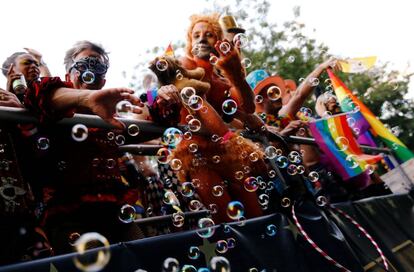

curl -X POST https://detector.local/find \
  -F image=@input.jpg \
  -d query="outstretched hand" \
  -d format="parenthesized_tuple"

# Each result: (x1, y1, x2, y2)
(320, 57, 342, 72)
(213, 40, 244, 80)
(85, 88, 144, 129)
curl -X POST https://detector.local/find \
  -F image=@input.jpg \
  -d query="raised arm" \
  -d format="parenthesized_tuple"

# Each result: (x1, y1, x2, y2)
(279, 57, 340, 117)
(50, 87, 143, 128)
(24, 77, 143, 128)
(215, 40, 255, 114)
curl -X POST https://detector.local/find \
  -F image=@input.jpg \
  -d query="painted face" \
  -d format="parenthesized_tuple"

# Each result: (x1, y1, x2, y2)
(68, 48, 107, 90)
(191, 22, 218, 59)
(14, 54, 40, 82)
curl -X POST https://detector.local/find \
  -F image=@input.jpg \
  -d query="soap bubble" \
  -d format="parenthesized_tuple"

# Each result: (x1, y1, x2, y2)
(346, 154, 359, 169)
(118, 204, 136, 223)
(267, 86, 281, 101)
(335, 136, 349, 151)
(188, 246, 200, 260)
(181, 87, 196, 104)
(222, 99, 238, 115)
(156, 147, 172, 164)
(181, 265, 196, 272)
(156, 59, 168, 71)
(316, 195, 327, 207)
(266, 224, 277, 236)
(365, 164, 375, 175)
(162, 127, 183, 147)
(265, 146, 278, 159)
(241, 58, 252, 69)
(249, 152, 259, 162)
(255, 95, 263, 103)
(308, 171, 319, 182)
(219, 42, 231, 54)
(227, 238, 236, 248)
(188, 95, 204, 111)
(209, 55, 219, 65)
(116, 100, 133, 118)
(215, 240, 228, 254)
(170, 158, 182, 171)
(210, 256, 230, 272)
(243, 177, 258, 192)
(188, 143, 198, 153)
(37, 137, 50, 150)
(287, 164, 298, 175)
(212, 185, 224, 197)
(281, 197, 291, 208)
(162, 257, 179, 272)
(227, 201, 244, 220)
(276, 156, 288, 168)
(81, 71, 95, 84)
(233, 33, 249, 48)
(163, 191, 180, 206)
(127, 124, 140, 136)
(197, 218, 216, 238)
(172, 211, 185, 227)
(181, 182, 195, 198)
(310, 77, 319, 86)
(72, 124, 88, 142)
(188, 118, 201, 132)
(189, 200, 202, 211)
(73, 232, 111, 272)
(288, 151, 302, 164)
(115, 135, 125, 145)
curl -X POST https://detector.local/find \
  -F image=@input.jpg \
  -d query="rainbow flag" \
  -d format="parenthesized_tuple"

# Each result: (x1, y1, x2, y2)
(165, 43, 175, 57)
(327, 69, 414, 162)
(347, 110, 377, 147)
(309, 114, 383, 180)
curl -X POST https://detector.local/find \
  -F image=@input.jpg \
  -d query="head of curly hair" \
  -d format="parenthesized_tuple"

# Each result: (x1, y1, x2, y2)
(185, 13, 223, 58)
(148, 56, 182, 86)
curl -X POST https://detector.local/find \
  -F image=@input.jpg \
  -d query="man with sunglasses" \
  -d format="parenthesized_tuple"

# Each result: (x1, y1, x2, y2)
(64, 41, 109, 91)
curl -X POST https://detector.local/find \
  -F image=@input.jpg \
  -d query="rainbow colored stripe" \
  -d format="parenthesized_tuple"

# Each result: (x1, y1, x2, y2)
(327, 69, 414, 162)
(309, 114, 382, 180)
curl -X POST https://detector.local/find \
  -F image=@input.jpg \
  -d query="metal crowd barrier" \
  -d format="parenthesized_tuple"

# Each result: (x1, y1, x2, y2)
(0, 106, 411, 186)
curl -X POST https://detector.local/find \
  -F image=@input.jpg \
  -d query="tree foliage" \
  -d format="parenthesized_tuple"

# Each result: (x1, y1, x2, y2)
(131, 0, 414, 150)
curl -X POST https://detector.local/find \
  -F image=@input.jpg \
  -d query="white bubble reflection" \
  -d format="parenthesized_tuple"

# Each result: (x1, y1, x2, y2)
(72, 124, 88, 142)
(73, 232, 111, 272)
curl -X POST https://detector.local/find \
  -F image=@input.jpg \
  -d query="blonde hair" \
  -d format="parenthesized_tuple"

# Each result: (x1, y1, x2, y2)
(185, 13, 223, 58)
(315, 93, 338, 117)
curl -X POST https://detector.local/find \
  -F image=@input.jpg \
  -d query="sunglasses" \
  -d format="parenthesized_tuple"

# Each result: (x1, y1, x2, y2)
(70, 57, 108, 75)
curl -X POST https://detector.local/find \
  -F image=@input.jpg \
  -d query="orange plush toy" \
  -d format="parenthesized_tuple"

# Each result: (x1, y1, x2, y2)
(149, 56, 267, 223)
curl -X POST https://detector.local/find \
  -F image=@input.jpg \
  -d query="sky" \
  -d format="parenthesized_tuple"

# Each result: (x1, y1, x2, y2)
(1, 0, 414, 98)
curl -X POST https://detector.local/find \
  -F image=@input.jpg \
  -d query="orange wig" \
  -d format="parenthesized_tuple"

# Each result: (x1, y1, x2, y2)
(185, 13, 224, 58)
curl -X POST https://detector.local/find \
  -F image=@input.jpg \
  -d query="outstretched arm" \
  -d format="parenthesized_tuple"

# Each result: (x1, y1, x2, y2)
(279, 57, 340, 117)
(50, 87, 143, 128)
(214, 40, 255, 114)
